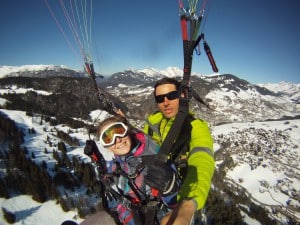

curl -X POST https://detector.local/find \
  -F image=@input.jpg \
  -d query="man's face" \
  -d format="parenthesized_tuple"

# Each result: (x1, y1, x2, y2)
(155, 84, 179, 119)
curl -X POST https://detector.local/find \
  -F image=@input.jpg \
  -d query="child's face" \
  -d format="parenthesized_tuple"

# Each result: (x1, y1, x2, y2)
(107, 135, 131, 156)
(99, 122, 131, 156)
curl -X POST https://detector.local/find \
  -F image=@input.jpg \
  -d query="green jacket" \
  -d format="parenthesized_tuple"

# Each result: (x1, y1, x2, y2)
(143, 111, 215, 210)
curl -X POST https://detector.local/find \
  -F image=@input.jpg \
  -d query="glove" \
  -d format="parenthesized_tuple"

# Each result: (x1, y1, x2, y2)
(84, 140, 107, 174)
(144, 160, 179, 196)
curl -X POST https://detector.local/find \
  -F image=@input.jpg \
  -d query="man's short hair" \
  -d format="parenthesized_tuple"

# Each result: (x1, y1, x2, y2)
(154, 78, 181, 92)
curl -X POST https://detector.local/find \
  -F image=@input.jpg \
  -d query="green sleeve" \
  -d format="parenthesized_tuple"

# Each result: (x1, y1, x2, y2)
(177, 119, 215, 210)
(142, 121, 149, 134)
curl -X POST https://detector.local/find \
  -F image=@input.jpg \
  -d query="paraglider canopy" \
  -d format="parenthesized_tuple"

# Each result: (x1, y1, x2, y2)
(44, 0, 96, 76)
(44, 0, 128, 115)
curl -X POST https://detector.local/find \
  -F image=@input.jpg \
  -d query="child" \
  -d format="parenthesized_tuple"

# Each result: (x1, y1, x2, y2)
(85, 116, 179, 225)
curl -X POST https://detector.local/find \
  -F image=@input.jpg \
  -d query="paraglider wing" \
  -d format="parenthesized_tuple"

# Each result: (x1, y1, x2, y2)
(44, 0, 127, 115)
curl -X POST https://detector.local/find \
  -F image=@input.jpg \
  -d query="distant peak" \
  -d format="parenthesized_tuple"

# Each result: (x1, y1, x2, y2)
(0, 65, 70, 77)
(0, 64, 87, 79)
(132, 66, 182, 78)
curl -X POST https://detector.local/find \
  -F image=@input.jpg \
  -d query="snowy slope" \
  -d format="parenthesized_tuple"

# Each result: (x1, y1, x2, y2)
(0, 195, 83, 225)
(212, 119, 300, 223)
(258, 82, 300, 103)
(0, 108, 116, 225)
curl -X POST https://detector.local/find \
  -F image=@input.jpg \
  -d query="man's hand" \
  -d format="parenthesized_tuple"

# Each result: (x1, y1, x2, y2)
(160, 200, 196, 225)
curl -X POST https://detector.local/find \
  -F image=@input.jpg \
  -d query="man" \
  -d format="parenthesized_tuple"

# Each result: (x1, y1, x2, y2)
(143, 77, 215, 225)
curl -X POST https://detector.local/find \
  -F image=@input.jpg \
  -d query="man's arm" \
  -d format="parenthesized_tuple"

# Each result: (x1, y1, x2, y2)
(177, 119, 215, 210)
(160, 199, 196, 225)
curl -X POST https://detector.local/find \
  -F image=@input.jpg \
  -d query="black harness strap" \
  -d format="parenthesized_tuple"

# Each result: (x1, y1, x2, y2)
(131, 210, 143, 225)
(168, 116, 193, 162)
(191, 87, 210, 108)
(144, 201, 158, 225)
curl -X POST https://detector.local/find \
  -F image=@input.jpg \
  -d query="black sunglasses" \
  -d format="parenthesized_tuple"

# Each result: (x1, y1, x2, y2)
(155, 91, 179, 103)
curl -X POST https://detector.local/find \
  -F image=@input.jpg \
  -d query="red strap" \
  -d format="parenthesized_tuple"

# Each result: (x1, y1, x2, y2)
(180, 16, 188, 41)
(179, 0, 188, 41)
(92, 152, 98, 162)
(123, 213, 133, 224)
(85, 63, 92, 75)
(204, 42, 218, 72)
(151, 188, 159, 197)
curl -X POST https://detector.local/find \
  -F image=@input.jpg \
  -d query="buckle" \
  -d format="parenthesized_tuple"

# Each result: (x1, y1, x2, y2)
(179, 85, 192, 100)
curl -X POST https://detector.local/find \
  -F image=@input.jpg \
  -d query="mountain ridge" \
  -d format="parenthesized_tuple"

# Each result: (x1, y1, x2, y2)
(0, 65, 299, 125)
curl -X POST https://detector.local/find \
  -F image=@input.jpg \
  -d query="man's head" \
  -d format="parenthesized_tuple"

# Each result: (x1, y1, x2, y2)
(154, 78, 181, 119)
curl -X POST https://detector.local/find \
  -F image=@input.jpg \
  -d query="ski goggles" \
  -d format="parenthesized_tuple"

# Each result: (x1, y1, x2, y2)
(99, 122, 128, 147)
(155, 90, 180, 103)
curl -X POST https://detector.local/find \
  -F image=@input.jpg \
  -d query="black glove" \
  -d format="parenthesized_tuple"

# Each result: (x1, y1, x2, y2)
(144, 160, 179, 196)
(84, 140, 107, 174)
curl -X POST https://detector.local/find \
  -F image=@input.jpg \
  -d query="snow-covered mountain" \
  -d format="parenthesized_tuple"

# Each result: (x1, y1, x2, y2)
(103, 71, 300, 125)
(258, 82, 300, 104)
(0, 65, 299, 225)
(0, 65, 87, 78)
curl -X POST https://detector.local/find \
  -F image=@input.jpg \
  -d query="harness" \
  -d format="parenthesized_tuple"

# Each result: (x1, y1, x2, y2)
(114, 156, 168, 225)
(104, 161, 162, 225)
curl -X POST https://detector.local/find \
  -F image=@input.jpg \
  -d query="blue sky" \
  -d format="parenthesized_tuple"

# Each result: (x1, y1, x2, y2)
(0, 0, 299, 84)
